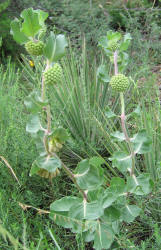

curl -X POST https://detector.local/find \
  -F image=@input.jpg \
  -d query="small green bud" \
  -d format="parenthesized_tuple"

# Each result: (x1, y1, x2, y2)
(25, 41, 44, 56)
(44, 63, 63, 85)
(110, 74, 129, 92)
(109, 41, 120, 51)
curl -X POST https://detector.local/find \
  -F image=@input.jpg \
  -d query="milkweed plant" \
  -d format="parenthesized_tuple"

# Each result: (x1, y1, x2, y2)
(10, 8, 153, 249)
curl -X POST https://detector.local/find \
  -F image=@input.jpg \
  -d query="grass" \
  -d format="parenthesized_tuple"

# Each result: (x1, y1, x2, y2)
(0, 10, 161, 249)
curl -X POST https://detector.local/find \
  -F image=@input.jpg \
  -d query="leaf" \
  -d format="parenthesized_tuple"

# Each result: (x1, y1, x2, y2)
(10, 19, 29, 44)
(35, 9, 48, 26)
(38, 155, 61, 172)
(105, 107, 117, 119)
(24, 90, 48, 113)
(126, 173, 153, 195)
(131, 130, 152, 154)
(50, 196, 81, 212)
(26, 114, 41, 134)
(75, 159, 104, 190)
(89, 157, 105, 168)
(103, 206, 121, 222)
(94, 221, 115, 250)
(106, 31, 122, 42)
(87, 187, 104, 202)
(110, 177, 126, 194)
(97, 65, 110, 83)
(50, 127, 68, 143)
(109, 151, 132, 173)
(21, 8, 41, 38)
(102, 188, 118, 209)
(110, 131, 126, 142)
(127, 105, 141, 118)
(69, 200, 104, 220)
(119, 33, 132, 51)
(30, 162, 40, 176)
(44, 32, 68, 62)
(120, 204, 141, 223)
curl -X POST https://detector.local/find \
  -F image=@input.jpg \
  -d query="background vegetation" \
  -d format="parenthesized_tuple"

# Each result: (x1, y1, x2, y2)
(0, 0, 160, 249)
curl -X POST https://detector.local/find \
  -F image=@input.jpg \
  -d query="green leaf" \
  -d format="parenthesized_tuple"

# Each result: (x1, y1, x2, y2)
(94, 221, 115, 250)
(50, 196, 81, 212)
(103, 206, 121, 222)
(75, 159, 104, 190)
(26, 114, 41, 134)
(89, 157, 105, 168)
(106, 31, 122, 42)
(69, 200, 104, 220)
(44, 32, 68, 62)
(35, 9, 48, 26)
(109, 151, 132, 173)
(97, 65, 110, 83)
(111, 131, 126, 142)
(34, 155, 62, 173)
(126, 173, 153, 195)
(131, 130, 152, 154)
(30, 162, 40, 176)
(103, 188, 118, 209)
(120, 204, 141, 223)
(105, 107, 117, 119)
(98, 36, 108, 48)
(21, 8, 41, 38)
(50, 127, 69, 143)
(87, 187, 104, 202)
(24, 90, 48, 113)
(119, 33, 131, 51)
(10, 19, 29, 44)
(127, 105, 141, 118)
(110, 177, 126, 194)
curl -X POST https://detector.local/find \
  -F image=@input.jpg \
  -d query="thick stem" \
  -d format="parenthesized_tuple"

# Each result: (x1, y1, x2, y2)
(120, 93, 135, 175)
(41, 60, 50, 102)
(113, 50, 135, 176)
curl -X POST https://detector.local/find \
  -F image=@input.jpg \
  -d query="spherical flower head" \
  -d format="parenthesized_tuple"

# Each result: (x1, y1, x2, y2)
(25, 41, 44, 56)
(110, 74, 129, 92)
(44, 63, 63, 85)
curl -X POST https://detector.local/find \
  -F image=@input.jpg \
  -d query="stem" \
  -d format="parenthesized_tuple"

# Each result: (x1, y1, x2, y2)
(113, 50, 135, 176)
(114, 51, 118, 75)
(120, 93, 135, 175)
(52, 152, 88, 201)
(41, 60, 50, 102)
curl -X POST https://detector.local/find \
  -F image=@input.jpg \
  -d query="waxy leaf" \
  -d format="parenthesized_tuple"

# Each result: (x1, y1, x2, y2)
(34, 155, 62, 172)
(105, 107, 117, 119)
(10, 19, 29, 44)
(94, 221, 115, 250)
(103, 206, 121, 222)
(49, 127, 68, 143)
(126, 173, 153, 195)
(97, 65, 110, 83)
(111, 131, 126, 142)
(109, 151, 132, 173)
(106, 31, 122, 42)
(75, 159, 104, 190)
(131, 130, 152, 154)
(44, 32, 68, 62)
(110, 177, 126, 194)
(120, 204, 141, 223)
(24, 90, 48, 113)
(69, 200, 104, 220)
(119, 33, 132, 51)
(103, 188, 118, 208)
(35, 9, 48, 26)
(21, 8, 41, 38)
(50, 196, 81, 212)
(26, 114, 41, 134)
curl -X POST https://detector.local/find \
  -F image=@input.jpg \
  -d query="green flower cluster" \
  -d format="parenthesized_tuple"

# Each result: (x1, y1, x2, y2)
(25, 41, 44, 56)
(44, 63, 63, 85)
(110, 74, 129, 92)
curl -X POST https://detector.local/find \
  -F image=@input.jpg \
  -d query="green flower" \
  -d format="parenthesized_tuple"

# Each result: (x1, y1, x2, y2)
(110, 74, 129, 92)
